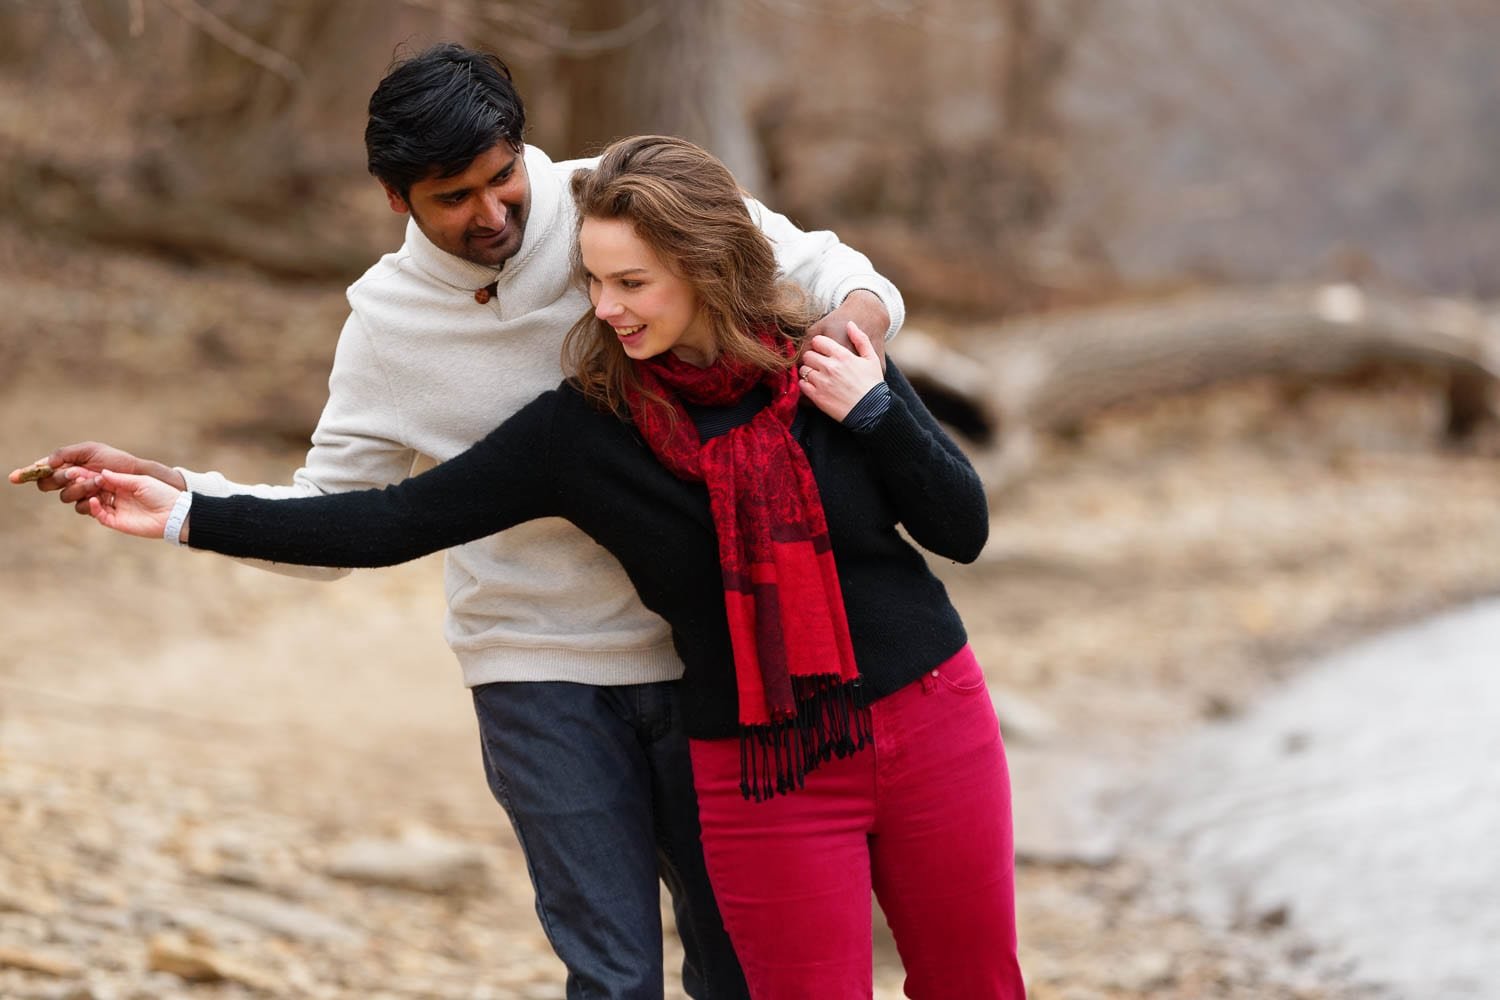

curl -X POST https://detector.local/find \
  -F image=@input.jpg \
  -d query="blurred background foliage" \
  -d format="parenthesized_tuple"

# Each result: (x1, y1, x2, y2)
(5, 0, 1500, 317)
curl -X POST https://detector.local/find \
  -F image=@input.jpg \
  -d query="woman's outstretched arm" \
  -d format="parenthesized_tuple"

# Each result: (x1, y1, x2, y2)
(84, 391, 566, 569)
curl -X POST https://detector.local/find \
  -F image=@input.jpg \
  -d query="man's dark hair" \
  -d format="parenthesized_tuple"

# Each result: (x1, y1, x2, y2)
(365, 43, 527, 199)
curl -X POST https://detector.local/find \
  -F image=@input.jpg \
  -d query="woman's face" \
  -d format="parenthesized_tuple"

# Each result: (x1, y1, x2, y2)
(580, 217, 716, 368)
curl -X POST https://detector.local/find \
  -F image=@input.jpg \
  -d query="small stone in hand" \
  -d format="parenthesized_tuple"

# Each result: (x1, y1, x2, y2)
(16, 463, 54, 483)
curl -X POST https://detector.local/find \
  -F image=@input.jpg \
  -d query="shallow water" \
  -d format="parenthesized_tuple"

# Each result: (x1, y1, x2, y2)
(1146, 598, 1500, 999)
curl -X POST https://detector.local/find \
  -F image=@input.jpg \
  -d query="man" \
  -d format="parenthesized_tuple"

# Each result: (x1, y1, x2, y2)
(13, 44, 901, 1000)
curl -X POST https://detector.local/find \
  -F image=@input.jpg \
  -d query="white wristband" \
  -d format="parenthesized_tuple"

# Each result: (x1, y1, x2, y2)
(163, 491, 193, 546)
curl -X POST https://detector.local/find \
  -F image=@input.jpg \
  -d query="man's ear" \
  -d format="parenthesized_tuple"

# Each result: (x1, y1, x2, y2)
(381, 182, 411, 215)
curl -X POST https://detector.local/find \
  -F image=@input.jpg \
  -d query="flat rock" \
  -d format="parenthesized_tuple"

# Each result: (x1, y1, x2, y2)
(0, 944, 82, 976)
(324, 834, 487, 894)
(215, 889, 364, 945)
(0, 886, 61, 917)
(146, 933, 283, 992)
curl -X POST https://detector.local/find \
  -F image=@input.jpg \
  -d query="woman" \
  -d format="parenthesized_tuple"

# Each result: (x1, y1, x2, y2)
(81, 135, 1024, 999)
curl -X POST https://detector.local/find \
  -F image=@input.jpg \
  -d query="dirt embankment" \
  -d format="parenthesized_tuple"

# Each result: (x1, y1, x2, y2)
(3, 223, 1499, 998)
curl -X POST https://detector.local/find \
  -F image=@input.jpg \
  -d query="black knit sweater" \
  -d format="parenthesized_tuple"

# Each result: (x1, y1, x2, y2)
(187, 362, 988, 740)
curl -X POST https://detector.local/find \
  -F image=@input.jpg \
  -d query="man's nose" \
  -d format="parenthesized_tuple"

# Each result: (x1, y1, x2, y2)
(475, 192, 507, 231)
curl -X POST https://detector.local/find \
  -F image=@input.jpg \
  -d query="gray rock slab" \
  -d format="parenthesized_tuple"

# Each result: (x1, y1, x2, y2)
(214, 889, 364, 945)
(1143, 597, 1500, 999)
(324, 834, 487, 894)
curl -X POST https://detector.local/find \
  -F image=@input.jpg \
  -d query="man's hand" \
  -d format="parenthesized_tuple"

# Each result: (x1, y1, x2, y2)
(8, 442, 187, 514)
(805, 289, 889, 367)
(798, 323, 884, 423)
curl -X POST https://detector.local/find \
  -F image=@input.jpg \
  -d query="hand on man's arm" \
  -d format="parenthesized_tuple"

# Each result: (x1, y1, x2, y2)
(799, 324, 886, 422)
(8, 442, 187, 513)
(805, 290, 890, 367)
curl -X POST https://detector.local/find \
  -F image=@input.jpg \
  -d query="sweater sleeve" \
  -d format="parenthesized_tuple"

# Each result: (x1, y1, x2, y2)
(847, 362, 989, 563)
(746, 198, 905, 341)
(186, 392, 564, 568)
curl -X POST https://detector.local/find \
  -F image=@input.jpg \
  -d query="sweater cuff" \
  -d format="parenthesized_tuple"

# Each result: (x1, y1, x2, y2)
(164, 492, 193, 546)
(828, 276, 904, 342)
(842, 382, 893, 432)
(849, 390, 930, 465)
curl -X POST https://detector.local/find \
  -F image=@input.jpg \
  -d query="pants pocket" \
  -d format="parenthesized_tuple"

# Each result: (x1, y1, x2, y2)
(935, 645, 987, 695)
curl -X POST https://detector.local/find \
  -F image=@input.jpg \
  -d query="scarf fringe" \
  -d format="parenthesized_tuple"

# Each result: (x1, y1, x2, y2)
(738, 676, 873, 802)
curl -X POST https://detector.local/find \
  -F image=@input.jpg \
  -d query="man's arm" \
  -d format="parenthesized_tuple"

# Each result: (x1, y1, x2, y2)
(745, 197, 904, 362)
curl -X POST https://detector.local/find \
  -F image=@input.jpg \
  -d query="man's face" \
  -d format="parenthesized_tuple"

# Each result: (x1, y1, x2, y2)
(384, 142, 530, 268)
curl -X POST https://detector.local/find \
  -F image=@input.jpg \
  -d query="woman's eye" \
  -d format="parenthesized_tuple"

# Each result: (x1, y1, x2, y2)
(621, 280, 643, 290)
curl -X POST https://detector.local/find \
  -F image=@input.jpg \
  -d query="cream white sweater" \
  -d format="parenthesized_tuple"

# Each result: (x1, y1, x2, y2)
(182, 145, 904, 688)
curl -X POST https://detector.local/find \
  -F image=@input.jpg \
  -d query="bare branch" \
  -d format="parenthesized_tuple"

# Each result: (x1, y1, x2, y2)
(154, 0, 304, 83)
(59, 0, 113, 65)
(398, 0, 666, 55)
(517, 4, 664, 55)
(742, 0, 1002, 39)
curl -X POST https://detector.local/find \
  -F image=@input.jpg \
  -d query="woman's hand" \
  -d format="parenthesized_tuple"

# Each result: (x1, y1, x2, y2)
(85, 470, 185, 540)
(797, 322, 884, 422)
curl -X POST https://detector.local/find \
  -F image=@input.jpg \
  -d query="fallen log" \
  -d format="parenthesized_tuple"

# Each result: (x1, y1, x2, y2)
(892, 284, 1500, 486)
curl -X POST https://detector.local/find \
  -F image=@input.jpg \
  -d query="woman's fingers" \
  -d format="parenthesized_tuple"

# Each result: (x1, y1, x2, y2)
(845, 322, 876, 359)
(86, 495, 116, 530)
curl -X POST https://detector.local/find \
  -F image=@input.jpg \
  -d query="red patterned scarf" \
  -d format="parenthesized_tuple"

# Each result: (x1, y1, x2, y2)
(624, 331, 869, 799)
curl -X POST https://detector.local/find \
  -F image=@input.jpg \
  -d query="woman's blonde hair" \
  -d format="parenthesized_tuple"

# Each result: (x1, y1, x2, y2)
(562, 135, 820, 419)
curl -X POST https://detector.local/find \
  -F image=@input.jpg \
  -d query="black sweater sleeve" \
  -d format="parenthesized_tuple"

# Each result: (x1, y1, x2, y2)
(187, 391, 564, 567)
(847, 361, 989, 563)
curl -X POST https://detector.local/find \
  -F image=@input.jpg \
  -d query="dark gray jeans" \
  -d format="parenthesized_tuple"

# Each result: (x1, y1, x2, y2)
(472, 679, 748, 1000)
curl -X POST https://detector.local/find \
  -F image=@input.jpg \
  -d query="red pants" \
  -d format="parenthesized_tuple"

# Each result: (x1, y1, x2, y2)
(690, 646, 1024, 999)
